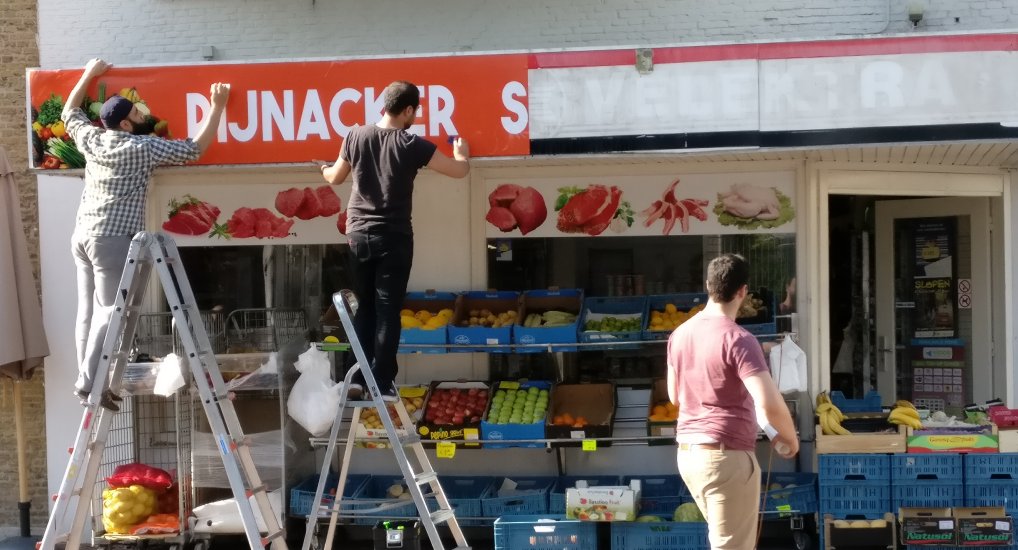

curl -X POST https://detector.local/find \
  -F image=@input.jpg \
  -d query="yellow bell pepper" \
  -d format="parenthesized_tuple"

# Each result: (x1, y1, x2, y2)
(50, 121, 66, 139)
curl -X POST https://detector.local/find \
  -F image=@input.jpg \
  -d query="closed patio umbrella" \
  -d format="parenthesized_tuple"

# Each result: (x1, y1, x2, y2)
(0, 145, 50, 537)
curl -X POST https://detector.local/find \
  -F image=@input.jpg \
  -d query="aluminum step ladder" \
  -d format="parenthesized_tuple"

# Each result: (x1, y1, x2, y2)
(40, 232, 287, 550)
(300, 290, 470, 550)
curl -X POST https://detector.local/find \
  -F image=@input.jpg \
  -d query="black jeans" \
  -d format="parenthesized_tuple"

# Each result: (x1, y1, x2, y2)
(346, 230, 413, 389)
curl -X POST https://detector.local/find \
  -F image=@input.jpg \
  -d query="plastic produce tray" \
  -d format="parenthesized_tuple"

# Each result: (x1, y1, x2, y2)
(493, 515, 596, 550)
(611, 520, 709, 550)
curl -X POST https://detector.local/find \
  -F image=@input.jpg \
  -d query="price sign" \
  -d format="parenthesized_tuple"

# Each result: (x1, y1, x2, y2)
(582, 440, 597, 451)
(436, 442, 456, 459)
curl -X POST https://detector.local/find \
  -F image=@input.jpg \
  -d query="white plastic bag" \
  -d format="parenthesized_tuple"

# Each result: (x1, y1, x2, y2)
(286, 346, 344, 436)
(154, 353, 185, 396)
(191, 488, 283, 534)
(770, 337, 808, 394)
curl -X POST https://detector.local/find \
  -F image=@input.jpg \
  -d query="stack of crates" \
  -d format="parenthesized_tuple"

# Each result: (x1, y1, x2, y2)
(819, 454, 891, 549)
(892, 454, 964, 509)
(493, 515, 596, 550)
(964, 453, 1018, 513)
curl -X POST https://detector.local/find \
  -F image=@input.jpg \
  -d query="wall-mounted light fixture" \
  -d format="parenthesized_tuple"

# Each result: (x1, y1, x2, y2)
(908, 2, 924, 28)
(201, 45, 216, 61)
(635, 48, 653, 74)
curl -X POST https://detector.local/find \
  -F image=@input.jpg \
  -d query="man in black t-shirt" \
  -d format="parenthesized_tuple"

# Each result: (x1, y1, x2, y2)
(320, 81, 470, 401)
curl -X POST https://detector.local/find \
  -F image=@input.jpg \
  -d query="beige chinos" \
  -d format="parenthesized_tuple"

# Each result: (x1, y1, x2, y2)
(677, 447, 761, 550)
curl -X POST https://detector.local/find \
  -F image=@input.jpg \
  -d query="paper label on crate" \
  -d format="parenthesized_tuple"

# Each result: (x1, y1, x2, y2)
(582, 440, 597, 451)
(499, 478, 519, 494)
(940, 520, 954, 530)
(463, 428, 479, 441)
(486, 338, 499, 345)
(499, 381, 520, 390)
(997, 521, 1011, 531)
(570, 430, 585, 439)
(777, 505, 791, 512)
(399, 387, 427, 398)
(436, 441, 456, 459)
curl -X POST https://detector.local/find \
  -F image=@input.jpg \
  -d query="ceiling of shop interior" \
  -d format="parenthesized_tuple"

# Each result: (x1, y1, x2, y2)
(481, 141, 1018, 169)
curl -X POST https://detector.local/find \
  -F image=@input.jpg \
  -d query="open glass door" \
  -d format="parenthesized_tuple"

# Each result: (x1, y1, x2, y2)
(874, 198, 992, 414)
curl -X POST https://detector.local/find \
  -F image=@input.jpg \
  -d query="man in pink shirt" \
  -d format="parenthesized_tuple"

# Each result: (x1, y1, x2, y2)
(667, 253, 799, 550)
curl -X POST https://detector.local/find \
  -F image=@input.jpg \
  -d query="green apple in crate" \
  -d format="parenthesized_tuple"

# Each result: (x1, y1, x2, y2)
(487, 387, 549, 424)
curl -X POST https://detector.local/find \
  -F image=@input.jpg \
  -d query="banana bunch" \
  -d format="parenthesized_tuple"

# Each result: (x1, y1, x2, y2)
(888, 400, 922, 430)
(816, 391, 851, 435)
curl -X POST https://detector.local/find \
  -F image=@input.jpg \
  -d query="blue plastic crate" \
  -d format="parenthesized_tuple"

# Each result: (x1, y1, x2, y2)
(482, 477, 556, 517)
(820, 454, 891, 482)
(425, 476, 496, 527)
(641, 293, 708, 341)
(965, 480, 1018, 512)
(481, 381, 553, 449)
(289, 473, 369, 517)
(761, 472, 818, 514)
(399, 291, 457, 353)
(493, 515, 597, 550)
(892, 454, 963, 482)
(578, 296, 646, 350)
(892, 482, 963, 509)
(964, 453, 1018, 481)
(611, 520, 709, 550)
(515, 289, 583, 353)
(819, 481, 892, 517)
(830, 390, 883, 413)
(448, 291, 519, 353)
(549, 475, 622, 514)
(621, 475, 691, 516)
(349, 475, 418, 525)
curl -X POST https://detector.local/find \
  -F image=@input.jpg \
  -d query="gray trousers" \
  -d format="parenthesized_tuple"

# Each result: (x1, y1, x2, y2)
(72, 234, 132, 393)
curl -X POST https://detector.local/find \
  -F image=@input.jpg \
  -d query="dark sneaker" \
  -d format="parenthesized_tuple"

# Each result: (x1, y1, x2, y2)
(346, 383, 364, 400)
(99, 390, 122, 412)
(378, 384, 399, 403)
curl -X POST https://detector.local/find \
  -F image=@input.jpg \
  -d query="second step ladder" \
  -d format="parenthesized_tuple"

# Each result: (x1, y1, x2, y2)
(301, 290, 470, 550)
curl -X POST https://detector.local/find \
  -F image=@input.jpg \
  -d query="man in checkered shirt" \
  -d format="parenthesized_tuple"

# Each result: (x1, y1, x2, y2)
(62, 58, 230, 411)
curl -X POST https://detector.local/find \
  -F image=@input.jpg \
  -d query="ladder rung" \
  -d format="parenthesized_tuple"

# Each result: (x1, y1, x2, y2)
(414, 472, 438, 486)
(246, 484, 267, 496)
(430, 509, 456, 525)
(400, 434, 422, 446)
(261, 528, 286, 545)
(346, 400, 377, 408)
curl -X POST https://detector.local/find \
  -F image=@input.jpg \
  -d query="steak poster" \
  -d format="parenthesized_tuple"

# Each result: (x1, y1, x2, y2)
(484, 171, 796, 238)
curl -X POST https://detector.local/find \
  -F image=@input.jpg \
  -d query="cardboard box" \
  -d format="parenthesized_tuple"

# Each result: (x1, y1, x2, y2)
(565, 480, 641, 522)
(545, 383, 615, 447)
(416, 380, 489, 447)
(998, 429, 1018, 453)
(824, 513, 896, 549)
(399, 291, 457, 354)
(816, 424, 907, 454)
(899, 507, 956, 546)
(448, 291, 519, 352)
(515, 288, 583, 353)
(955, 507, 1013, 546)
(354, 385, 428, 444)
(907, 426, 999, 453)
(481, 380, 552, 448)
(646, 378, 676, 445)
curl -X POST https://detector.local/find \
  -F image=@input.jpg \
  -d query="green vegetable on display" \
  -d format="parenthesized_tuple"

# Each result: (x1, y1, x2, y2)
(37, 94, 64, 126)
(47, 138, 86, 168)
(584, 316, 642, 332)
(673, 502, 706, 522)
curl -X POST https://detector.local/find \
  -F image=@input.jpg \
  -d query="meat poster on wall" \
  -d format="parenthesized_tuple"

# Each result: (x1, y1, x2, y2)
(152, 182, 352, 246)
(484, 171, 796, 238)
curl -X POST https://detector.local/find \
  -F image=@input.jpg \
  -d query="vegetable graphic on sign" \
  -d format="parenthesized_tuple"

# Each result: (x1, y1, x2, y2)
(162, 195, 221, 236)
(485, 183, 548, 235)
(714, 183, 795, 230)
(640, 178, 709, 235)
(555, 184, 630, 236)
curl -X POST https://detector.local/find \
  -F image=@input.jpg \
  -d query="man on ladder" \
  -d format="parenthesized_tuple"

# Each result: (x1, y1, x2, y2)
(318, 80, 470, 401)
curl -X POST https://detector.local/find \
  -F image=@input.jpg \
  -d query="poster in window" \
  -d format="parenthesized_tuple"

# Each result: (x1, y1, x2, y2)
(911, 218, 956, 339)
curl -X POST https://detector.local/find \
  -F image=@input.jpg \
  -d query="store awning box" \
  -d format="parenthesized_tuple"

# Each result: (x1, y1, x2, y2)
(906, 425, 999, 453)
(546, 382, 615, 447)
(515, 288, 583, 353)
(899, 507, 955, 546)
(399, 291, 457, 354)
(448, 291, 519, 352)
(565, 479, 641, 521)
(955, 507, 1013, 547)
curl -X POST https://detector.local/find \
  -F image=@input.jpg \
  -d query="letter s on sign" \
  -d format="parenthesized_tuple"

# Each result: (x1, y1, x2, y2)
(501, 81, 528, 135)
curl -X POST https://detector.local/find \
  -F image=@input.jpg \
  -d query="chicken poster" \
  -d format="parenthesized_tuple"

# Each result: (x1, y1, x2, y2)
(152, 182, 352, 246)
(484, 171, 795, 238)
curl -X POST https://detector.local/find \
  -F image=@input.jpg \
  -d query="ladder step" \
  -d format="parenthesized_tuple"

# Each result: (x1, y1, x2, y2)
(430, 509, 456, 525)
(414, 472, 438, 486)
(346, 400, 378, 408)
(261, 528, 286, 545)
(247, 484, 267, 496)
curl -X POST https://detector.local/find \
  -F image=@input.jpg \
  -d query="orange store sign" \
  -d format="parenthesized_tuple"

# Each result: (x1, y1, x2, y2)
(27, 54, 530, 167)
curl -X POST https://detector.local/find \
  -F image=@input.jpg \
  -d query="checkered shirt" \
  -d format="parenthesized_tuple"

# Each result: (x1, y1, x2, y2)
(63, 108, 201, 237)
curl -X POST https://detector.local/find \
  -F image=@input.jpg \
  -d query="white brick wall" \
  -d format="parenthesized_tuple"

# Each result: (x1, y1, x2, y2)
(37, 0, 1018, 68)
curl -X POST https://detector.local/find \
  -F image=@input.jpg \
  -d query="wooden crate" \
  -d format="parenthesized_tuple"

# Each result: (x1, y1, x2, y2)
(816, 424, 907, 455)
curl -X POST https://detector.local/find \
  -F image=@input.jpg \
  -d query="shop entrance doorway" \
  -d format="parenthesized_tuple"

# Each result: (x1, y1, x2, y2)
(873, 198, 992, 414)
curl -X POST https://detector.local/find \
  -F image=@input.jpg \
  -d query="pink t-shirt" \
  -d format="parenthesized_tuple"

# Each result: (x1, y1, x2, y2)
(667, 312, 769, 450)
